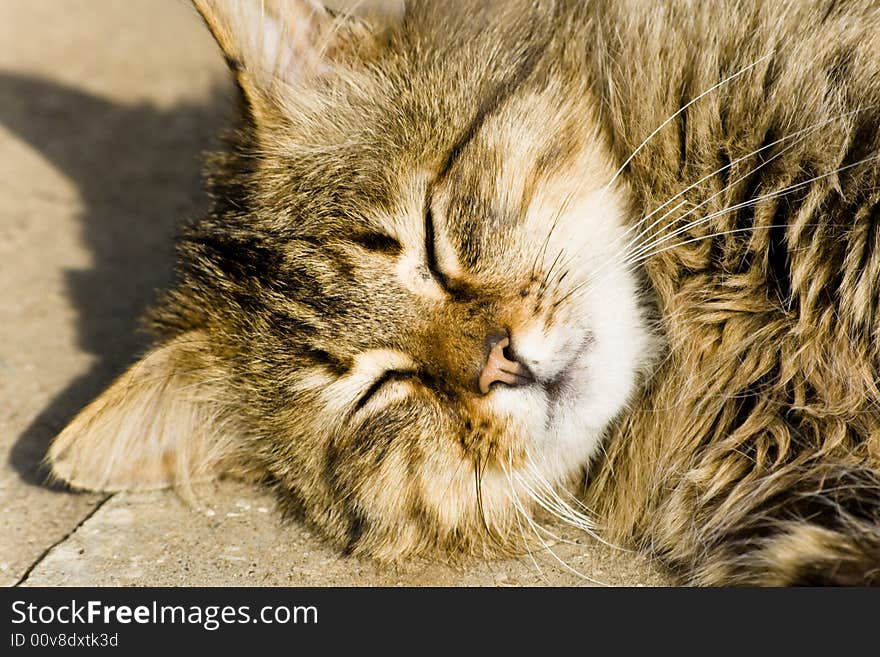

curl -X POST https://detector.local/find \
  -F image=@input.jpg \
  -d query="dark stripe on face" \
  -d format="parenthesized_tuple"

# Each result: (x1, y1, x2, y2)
(266, 311, 319, 338)
(273, 263, 327, 308)
(193, 227, 283, 285)
(224, 55, 242, 74)
(424, 205, 473, 299)
(348, 230, 403, 255)
(414, 368, 457, 403)
(300, 347, 352, 376)
(434, 39, 550, 185)
(423, 197, 480, 301)
(342, 508, 368, 555)
(289, 234, 357, 278)
(425, 36, 550, 280)
(321, 441, 371, 556)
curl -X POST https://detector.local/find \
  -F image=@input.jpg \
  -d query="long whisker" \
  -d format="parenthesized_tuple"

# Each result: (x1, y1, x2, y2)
(510, 495, 606, 586)
(512, 470, 593, 532)
(560, 152, 880, 308)
(473, 455, 494, 539)
(505, 466, 548, 583)
(630, 224, 804, 267)
(542, 57, 773, 289)
(533, 189, 576, 282)
(572, 107, 869, 299)
(518, 458, 597, 529)
(603, 52, 774, 191)
(610, 106, 868, 263)
(516, 461, 633, 553)
(537, 57, 860, 303)
(626, 152, 880, 265)
(541, 246, 567, 291)
(522, 463, 601, 522)
(525, 454, 601, 517)
(503, 461, 606, 585)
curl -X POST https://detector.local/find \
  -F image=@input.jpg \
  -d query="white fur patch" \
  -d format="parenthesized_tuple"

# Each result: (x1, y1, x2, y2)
(494, 175, 655, 488)
(395, 254, 445, 300)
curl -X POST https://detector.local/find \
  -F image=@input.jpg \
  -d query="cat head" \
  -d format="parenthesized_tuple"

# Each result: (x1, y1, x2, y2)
(48, 0, 657, 558)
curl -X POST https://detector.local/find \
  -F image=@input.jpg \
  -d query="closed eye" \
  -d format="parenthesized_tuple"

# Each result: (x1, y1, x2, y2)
(424, 205, 449, 287)
(353, 370, 417, 411)
(350, 230, 402, 255)
(424, 203, 475, 300)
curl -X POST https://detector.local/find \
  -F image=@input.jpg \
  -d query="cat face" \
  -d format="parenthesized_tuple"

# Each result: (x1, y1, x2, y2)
(49, 0, 657, 558)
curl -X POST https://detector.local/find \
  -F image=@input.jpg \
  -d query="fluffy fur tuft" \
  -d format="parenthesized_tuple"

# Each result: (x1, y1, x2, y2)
(583, 0, 880, 586)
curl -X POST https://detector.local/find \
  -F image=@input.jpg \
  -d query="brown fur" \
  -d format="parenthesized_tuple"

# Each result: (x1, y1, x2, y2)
(583, 0, 880, 585)
(48, 0, 880, 584)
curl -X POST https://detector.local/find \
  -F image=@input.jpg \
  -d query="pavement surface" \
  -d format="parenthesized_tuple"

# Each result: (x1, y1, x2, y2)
(0, 0, 669, 587)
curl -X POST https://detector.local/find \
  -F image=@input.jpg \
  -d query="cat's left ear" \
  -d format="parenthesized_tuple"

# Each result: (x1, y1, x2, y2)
(192, 0, 404, 118)
(46, 333, 240, 493)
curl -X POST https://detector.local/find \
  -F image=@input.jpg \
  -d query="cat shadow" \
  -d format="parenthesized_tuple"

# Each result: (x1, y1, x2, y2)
(0, 72, 231, 487)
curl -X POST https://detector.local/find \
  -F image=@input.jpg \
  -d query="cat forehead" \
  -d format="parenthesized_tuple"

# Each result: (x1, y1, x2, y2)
(245, 2, 606, 241)
(264, 77, 602, 228)
(260, 3, 582, 164)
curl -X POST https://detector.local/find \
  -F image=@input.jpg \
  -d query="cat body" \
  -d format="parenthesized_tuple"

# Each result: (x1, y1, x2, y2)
(586, 0, 880, 584)
(48, 0, 880, 584)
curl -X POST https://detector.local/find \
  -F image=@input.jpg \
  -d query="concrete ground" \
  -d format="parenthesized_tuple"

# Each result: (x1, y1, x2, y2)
(0, 0, 669, 587)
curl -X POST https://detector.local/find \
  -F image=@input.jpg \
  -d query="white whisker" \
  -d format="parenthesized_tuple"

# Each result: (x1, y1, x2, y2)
(505, 464, 549, 583)
(560, 152, 880, 308)
(569, 107, 870, 302)
(602, 52, 774, 191)
(503, 461, 607, 585)
(609, 104, 871, 259)
(625, 152, 880, 266)
(517, 459, 633, 553)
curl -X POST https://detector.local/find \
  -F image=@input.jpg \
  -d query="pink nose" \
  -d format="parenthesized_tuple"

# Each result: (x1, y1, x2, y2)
(478, 337, 532, 394)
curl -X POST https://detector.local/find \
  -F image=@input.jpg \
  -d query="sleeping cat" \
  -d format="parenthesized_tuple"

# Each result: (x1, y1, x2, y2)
(47, 0, 880, 585)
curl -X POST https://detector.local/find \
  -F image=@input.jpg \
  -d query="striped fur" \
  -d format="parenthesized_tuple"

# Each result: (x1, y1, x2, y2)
(49, 0, 880, 584)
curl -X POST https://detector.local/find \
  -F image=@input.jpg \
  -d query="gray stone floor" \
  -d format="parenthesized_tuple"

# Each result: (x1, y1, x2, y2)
(0, 0, 668, 587)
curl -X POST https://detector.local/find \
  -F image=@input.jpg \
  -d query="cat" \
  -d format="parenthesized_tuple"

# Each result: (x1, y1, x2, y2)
(46, 0, 880, 585)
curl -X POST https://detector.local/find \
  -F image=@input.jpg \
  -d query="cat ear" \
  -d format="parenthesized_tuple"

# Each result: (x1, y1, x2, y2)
(192, 0, 403, 115)
(47, 333, 238, 493)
